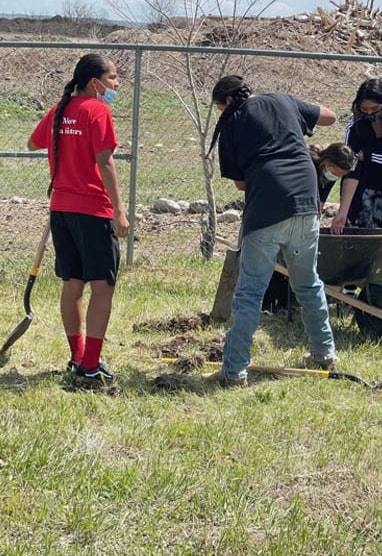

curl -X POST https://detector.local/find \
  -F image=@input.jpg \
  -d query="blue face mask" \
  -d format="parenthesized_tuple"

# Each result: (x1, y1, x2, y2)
(97, 87, 117, 105)
(96, 79, 117, 105)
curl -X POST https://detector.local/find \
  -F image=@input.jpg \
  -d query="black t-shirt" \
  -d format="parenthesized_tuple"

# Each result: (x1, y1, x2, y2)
(218, 93, 321, 236)
(345, 117, 382, 227)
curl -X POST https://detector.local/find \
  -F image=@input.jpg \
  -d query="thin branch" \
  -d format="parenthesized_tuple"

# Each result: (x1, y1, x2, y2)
(146, 69, 199, 127)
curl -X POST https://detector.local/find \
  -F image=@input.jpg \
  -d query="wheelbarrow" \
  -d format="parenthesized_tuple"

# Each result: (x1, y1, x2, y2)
(212, 227, 382, 338)
(315, 227, 382, 338)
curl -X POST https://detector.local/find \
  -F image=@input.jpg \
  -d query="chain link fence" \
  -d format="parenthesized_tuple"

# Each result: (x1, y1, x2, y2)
(1, 41, 382, 270)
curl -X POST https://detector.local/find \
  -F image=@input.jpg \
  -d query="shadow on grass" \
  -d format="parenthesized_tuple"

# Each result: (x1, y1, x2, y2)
(0, 367, 62, 391)
(0, 352, 10, 368)
(0, 359, 297, 399)
(59, 364, 211, 396)
(0, 359, 214, 396)
(63, 361, 281, 396)
(134, 363, 282, 395)
(146, 371, 281, 394)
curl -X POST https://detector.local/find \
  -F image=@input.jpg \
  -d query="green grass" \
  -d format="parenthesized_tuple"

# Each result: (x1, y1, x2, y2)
(1, 252, 382, 555)
(0, 88, 238, 207)
(0, 88, 350, 207)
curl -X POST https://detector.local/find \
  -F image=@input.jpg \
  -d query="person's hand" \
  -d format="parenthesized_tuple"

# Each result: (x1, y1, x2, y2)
(330, 212, 347, 235)
(113, 210, 129, 238)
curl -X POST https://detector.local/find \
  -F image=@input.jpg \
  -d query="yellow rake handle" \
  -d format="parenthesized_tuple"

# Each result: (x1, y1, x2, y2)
(160, 357, 329, 377)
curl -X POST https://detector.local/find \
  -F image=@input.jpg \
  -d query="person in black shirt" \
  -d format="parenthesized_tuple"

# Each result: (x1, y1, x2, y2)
(203, 75, 337, 387)
(332, 78, 382, 233)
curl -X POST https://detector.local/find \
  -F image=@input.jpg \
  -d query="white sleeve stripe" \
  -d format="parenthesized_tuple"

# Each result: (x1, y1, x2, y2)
(371, 153, 382, 164)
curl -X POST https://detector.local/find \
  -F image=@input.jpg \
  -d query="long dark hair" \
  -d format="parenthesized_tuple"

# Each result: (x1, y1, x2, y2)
(351, 78, 382, 115)
(206, 75, 252, 158)
(47, 53, 110, 197)
(317, 142, 355, 171)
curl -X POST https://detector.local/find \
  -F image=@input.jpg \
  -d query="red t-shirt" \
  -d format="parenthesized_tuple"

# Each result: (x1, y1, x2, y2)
(30, 96, 118, 218)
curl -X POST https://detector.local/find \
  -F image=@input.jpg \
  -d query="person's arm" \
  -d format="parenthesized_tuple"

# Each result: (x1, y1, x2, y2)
(294, 98, 336, 136)
(316, 106, 336, 126)
(96, 149, 129, 238)
(27, 138, 39, 151)
(330, 177, 359, 235)
(234, 180, 246, 190)
(27, 106, 54, 152)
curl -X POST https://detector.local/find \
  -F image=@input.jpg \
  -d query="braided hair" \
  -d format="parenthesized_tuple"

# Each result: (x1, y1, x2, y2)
(48, 53, 110, 197)
(206, 75, 253, 158)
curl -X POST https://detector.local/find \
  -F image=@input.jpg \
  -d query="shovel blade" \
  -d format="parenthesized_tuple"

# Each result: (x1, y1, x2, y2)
(0, 314, 33, 354)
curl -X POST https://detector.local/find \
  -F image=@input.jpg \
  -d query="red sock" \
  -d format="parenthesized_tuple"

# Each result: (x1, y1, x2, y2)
(82, 337, 103, 371)
(67, 334, 85, 364)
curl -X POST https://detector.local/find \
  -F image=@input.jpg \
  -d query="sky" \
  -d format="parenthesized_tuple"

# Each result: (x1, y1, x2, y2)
(1, 0, 381, 19)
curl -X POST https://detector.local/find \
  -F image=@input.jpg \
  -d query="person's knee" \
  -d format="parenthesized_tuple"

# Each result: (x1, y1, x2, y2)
(89, 279, 115, 296)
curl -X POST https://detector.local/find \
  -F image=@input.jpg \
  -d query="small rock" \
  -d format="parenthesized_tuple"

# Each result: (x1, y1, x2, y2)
(188, 200, 209, 213)
(152, 198, 181, 214)
(217, 209, 242, 223)
(177, 200, 190, 211)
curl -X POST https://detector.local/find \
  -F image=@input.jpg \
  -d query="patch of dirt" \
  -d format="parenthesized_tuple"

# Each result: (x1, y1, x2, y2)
(0, 195, 338, 269)
(136, 329, 224, 366)
(132, 312, 212, 333)
(0, 199, 50, 256)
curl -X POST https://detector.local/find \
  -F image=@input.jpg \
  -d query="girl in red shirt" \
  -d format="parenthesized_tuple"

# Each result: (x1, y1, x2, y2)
(28, 53, 129, 383)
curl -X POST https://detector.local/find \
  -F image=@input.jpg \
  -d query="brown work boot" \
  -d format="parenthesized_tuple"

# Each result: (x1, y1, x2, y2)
(303, 353, 337, 370)
(201, 370, 248, 387)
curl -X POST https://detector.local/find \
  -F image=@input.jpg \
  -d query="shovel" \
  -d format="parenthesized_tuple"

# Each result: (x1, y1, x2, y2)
(161, 357, 381, 390)
(0, 219, 51, 355)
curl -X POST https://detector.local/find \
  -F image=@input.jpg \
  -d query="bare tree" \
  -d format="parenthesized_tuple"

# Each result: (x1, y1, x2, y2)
(104, 0, 277, 260)
(61, 0, 107, 23)
(145, 0, 176, 27)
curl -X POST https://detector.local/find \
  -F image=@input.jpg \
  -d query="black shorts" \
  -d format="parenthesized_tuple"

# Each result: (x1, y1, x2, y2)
(50, 211, 120, 285)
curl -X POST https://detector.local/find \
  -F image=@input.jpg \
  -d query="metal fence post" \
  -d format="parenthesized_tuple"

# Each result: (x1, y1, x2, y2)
(126, 45, 143, 266)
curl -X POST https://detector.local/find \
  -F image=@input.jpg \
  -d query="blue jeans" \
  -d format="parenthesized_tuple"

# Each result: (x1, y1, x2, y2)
(222, 215, 335, 380)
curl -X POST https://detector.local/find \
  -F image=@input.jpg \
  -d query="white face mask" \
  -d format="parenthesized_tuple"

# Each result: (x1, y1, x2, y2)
(323, 170, 339, 182)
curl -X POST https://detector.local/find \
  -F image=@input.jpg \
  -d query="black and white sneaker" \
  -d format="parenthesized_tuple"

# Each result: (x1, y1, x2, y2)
(66, 360, 80, 373)
(76, 361, 114, 382)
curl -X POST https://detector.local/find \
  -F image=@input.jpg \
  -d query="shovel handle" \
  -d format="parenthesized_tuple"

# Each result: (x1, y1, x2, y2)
(161, 358, 379, 389)
(30, 219, 51, 277)
(23, 219, 51, 315)
(160, 357, 328, 376)
(246, 364, 330, 378)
